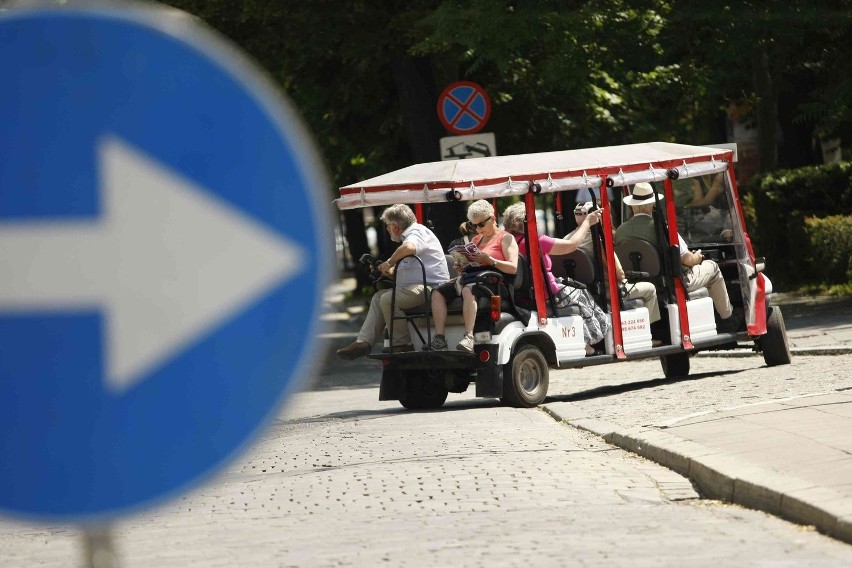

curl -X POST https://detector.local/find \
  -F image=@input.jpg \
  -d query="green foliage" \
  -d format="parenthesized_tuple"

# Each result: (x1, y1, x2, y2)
(156, 1, 852, 277)
(795, 281, 852, 297)
(410, 0, 682, 151)
(161, 0, 852, 189)
(745, 162, 852, 286)
(803, 215, 852, 285)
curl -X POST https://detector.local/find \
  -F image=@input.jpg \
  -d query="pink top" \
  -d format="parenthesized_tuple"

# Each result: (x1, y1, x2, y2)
(515, 234, 560, 293)
(474, 229, 509, 262)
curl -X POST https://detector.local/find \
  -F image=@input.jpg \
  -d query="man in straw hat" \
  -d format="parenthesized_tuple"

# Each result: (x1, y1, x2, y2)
(615, 182, 740, 333)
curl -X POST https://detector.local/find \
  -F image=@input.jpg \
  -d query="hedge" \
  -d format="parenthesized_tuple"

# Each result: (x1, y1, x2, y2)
(742, 162, 852, 288)
(804, 215, 852, 285)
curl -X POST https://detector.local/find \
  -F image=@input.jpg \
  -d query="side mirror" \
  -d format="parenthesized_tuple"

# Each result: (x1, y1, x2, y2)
(755, 256, 766, 273)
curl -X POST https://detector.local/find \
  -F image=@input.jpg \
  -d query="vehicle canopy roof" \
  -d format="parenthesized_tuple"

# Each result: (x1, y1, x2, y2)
(336, 142, 734, 210)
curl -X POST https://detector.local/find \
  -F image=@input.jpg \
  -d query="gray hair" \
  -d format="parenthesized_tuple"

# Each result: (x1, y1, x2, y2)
(501, 202, 526, 234)
(466, 199, 494, 222)
(631, 203, 655, 215)
(380, 203, 417, 230)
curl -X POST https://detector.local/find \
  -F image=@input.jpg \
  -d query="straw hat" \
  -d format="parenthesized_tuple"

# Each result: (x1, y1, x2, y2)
(622, 182, 663, 206)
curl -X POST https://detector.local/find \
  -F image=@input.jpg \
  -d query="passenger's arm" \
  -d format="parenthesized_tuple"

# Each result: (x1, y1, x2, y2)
(378, 241, 416, 276)
(548, 238, 578, 255)
(550, 210, 601, 255)
(612, 251, 626, 282)
(680, 249, 704, 267)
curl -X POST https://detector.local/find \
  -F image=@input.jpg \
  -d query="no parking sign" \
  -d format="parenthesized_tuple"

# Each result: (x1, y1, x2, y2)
(437, 81, 491, 135)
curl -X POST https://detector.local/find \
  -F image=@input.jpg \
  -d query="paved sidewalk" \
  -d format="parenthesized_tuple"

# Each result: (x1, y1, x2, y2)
(544, 293, 852, 544)
(324, 278, 852, 544)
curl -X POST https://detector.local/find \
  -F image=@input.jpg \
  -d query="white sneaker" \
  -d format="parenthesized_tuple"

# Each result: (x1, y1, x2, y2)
(456, 333, 474, 353)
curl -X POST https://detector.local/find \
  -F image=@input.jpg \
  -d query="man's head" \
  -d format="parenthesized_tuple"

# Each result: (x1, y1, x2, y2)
(574, 201, 596, 220)
(623, 182, 662, 214)
(381, 204, 417, 242)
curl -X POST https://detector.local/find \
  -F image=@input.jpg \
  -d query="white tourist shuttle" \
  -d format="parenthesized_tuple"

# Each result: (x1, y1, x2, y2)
(335, 142, 791, 410)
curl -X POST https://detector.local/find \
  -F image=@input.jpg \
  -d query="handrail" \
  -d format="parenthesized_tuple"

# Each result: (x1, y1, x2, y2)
(387, 254, 431, 354)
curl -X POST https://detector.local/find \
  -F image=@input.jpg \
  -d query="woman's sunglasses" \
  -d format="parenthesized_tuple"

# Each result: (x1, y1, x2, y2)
(471, 216, 492, 229)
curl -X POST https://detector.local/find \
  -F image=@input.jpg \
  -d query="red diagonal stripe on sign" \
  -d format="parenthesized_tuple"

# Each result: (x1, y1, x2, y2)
(447, 90, 484, 128)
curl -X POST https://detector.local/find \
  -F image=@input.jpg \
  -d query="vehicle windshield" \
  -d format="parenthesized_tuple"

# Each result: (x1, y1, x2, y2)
(668, 172, 735, 247)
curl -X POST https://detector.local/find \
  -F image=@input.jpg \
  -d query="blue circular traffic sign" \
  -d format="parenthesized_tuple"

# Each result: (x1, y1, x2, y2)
(437, 81, 492, 135)
(0, 5, 330, 521)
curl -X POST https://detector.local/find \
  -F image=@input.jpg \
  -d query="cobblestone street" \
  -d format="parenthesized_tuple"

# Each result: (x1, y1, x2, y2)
(4, 387, 852, 567)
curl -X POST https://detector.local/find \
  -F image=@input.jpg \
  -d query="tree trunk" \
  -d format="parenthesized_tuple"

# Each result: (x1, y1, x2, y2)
(391, 56, 465, 247)
(752, 42, 778, 172)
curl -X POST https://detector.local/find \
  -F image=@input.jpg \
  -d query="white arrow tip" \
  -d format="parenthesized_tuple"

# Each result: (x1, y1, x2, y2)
(100, 136, 305, 393)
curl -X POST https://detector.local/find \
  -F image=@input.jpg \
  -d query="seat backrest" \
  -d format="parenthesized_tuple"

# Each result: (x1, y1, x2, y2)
(615, 239, 661, 278)
(476, 254, 527, 296)
(510, 253, 528, 291)
(551, 249, 596, 285)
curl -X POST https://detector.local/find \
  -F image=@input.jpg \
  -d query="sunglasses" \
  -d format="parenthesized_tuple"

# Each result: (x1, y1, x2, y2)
(574, 210, 587, 216)
(471, 216, 492, 229)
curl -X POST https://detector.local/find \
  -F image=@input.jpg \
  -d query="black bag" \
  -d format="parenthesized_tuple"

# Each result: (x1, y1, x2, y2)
(459, 267, 488, 285)
(453, 267, 490, 295)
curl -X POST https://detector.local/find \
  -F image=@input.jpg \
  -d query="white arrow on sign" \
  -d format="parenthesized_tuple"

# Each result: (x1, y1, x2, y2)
(0, 136, 306, 393)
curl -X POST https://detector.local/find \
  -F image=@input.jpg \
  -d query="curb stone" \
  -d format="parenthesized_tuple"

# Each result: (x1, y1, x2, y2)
(696, 347, 852, 358)
(544, 404, 852, 546)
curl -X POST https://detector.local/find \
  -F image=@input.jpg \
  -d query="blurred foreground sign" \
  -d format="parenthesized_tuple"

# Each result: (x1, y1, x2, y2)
(0, 4, 329, 521)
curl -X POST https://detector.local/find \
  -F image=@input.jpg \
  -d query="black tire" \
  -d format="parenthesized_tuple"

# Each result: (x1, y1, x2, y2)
(399, 372, 448, 410)
(501, 344, 549, 408)
(763, 305, 792, 366)
(660, 352, 690, 379)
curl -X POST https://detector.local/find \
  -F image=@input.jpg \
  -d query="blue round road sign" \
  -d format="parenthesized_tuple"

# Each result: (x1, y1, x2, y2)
(437, 81, 492, 135)
(0, 6, 330, 521)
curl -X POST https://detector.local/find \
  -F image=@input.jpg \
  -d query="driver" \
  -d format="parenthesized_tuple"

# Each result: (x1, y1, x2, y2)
(336, 204, 450, 359)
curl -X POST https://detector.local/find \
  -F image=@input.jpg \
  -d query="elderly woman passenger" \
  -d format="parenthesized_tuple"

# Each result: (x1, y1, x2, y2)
(502, 202, 608, 356)
(430, 200, 518, 353)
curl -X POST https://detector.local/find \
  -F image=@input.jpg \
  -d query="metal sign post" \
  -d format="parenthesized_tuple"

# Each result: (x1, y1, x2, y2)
(83, 526, 119, 568)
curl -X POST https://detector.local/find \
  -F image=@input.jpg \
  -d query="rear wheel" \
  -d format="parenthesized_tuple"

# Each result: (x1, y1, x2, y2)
(762, 305, 792, 366)
(501, 344, 549, 408)
(399, 371, 448, 410)
(660, 352, 690, 378)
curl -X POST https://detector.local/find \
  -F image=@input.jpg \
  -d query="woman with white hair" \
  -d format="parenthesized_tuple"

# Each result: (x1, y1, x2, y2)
(502, 201, 609, 355)
(430, 200, 518, 353)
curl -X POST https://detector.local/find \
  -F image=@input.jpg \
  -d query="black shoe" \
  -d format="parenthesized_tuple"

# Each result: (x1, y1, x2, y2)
(717, 313, 741, 333)
(336, 341, 371, 360)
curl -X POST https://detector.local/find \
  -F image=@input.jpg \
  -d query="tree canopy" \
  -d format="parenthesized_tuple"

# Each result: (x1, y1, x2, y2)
(165, 0, 852, 187)
(163, 0, 852, 284)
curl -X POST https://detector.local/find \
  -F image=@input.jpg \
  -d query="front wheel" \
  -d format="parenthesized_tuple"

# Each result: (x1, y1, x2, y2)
(660, 351, 690, 379)
(762, 305, 792, 366)
(399, 372, 448, 410)
(501, 344, 549, 408)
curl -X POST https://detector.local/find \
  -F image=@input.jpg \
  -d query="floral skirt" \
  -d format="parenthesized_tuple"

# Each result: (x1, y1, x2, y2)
(560, 287, 609, 345)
